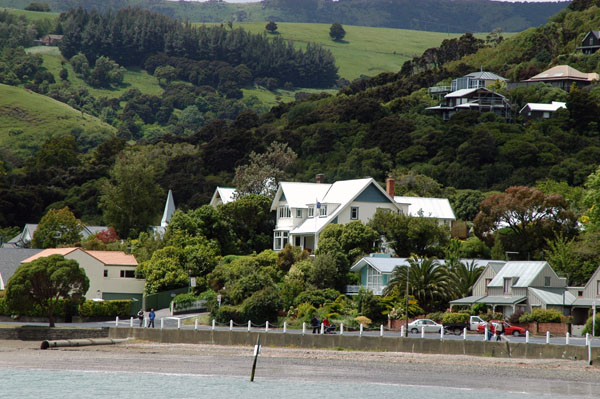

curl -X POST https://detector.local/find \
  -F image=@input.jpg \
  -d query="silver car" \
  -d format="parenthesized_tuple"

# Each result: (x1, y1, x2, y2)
(408, 319, 443, 334)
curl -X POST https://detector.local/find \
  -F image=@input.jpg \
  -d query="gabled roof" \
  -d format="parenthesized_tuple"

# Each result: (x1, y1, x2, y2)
(22, 248, 78, 263)
(529, 287, 576, 306)
(519, 101, 566, 113)
(160, 189, 176, 227)
(464, 71, 507, 81)
(350, 257, 501, 274)
(394, 196, 456, 220)
(526, 65, 599, 82)
(488, 261, 550, 288)
(0, 248, 43, 290)
(210, 187, 237, 207)
(3, 224, 108, 248)
(273, 178, 401, 235)
(581, 30, 600, 44)
(444, 87, 507, 100)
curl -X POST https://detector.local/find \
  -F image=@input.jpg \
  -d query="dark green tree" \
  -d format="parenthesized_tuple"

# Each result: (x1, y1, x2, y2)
(31, 207, 84, 249)
(265, 21, 278, 34)
(329, 22, 346, 41)
(6, 255, 89, 327)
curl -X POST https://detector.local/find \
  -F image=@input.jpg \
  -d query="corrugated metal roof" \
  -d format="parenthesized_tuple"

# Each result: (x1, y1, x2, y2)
(394, 196, 456, 220)
(519, 102, 566, 114)
(445, 88, 479, 98)
(529, 287, 576, 306)
(573, 298, 600, 307)
(449, 295, 484, 304)
(464, 71, 507, 81)
(271, 182, 332, 210)
(488, 261, 548, 288)
(0, 248, 43, 289)
(477, 296, 527, 305)
(349, 257, 497, 274)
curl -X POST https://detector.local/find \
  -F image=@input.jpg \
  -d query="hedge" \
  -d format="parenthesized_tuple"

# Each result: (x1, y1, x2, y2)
(519, 308, 562, 323)
(78, 300, 132, 317)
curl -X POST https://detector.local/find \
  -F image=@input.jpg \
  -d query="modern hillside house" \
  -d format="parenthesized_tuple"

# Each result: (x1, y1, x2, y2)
(578, 30, 600, 54)
(426, 87, 512, 121)
(429, 70, 507, 97)
(523, 65, 598, 90)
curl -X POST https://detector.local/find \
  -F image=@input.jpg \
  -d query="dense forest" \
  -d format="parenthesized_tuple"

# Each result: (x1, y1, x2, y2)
(0, 0, 568, 33)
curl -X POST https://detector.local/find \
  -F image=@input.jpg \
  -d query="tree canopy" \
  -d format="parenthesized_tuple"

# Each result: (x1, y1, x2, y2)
(6, 255, 89, 327)
(31, 207, 83, 249)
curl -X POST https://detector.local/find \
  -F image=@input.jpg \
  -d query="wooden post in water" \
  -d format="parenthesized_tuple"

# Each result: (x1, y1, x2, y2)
(250, 335, 261, 382)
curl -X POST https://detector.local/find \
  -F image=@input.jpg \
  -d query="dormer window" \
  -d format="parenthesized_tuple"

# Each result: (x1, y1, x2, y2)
(278, 205, 291, 218)
(503, 278, 511, 294)
(319, 204, 328, 217)
(308, 207, 314, 218)
(544, 276, 551, 287)
(296, 209, 302, 218)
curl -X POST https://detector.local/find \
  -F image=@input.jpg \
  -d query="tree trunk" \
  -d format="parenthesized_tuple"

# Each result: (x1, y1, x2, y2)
(48, 312, 55, 328)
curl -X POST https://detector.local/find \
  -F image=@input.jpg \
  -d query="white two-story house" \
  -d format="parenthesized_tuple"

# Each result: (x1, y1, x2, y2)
(270, 175, 403, 252)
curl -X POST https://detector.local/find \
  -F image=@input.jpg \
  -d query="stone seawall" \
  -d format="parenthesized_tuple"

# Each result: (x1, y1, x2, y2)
(0, 327, 109, 341)
(109, 327, 600, 363)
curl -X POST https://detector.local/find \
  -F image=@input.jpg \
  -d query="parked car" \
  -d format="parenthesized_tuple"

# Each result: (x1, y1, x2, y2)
(477, 320, 527, 337)
(408, 319, 443, 334)
(443, 315, 486, 335)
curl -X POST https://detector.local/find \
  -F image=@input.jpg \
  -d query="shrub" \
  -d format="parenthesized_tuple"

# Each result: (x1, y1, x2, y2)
(354, 315, 372, 328)
(481, 312, 504, 322)
(471, 303, 488, 315)
(78, 300, 132, 318)
(171, 293, 196, 308)
(297, 302, 317, 322)
(442, 312, 470, 324)
(0, 297, 9, 315)
(213, 304, 244, 324)
(582, 315, 600, 335)
(508, 310, 524, 324)
(242, 287, 282, 324)
(426, 312, 445, 323)
(293, 288, 340, 307)
(519, 309, 562, 323)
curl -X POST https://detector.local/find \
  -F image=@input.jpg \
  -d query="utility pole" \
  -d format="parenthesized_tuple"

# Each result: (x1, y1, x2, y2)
(404, 266, 409, 337)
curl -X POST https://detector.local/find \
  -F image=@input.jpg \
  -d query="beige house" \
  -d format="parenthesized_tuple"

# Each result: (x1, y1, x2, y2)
(22, 248, 144, 304)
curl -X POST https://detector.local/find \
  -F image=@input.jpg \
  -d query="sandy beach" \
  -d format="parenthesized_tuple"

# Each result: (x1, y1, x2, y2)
(1, 339, 600, 397)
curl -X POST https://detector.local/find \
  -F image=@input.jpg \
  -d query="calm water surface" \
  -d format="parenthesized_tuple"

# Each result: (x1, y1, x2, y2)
(0, 368, 581, 399)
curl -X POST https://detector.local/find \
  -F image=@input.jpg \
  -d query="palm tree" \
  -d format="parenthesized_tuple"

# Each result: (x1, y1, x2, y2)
(449, 259, 483, 299)
(384, 255, 451, 313)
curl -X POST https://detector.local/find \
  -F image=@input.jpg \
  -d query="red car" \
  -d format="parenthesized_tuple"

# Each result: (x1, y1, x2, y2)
(477, 320, 527, 337)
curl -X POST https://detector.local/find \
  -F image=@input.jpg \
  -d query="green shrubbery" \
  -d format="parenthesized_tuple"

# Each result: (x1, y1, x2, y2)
(78, 300, 131, 318)
(519, 308, 562, 323)
(582, 315, 600, 335)
(442, 312, 470, 324)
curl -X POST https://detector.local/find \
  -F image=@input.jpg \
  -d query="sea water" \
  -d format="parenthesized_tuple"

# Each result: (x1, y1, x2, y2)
(0, 368, 585, 399)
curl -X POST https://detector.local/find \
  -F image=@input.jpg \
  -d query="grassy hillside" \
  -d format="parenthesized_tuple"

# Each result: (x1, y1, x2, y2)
(211, 22, 487, 80)
(0, 84, 115, 158)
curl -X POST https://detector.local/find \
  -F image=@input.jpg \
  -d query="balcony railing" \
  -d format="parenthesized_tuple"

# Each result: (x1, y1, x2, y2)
(428, 86, 451, 94)
(344, 285, 385, 296)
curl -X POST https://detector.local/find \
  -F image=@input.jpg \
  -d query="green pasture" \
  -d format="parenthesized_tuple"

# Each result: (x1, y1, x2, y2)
(0, 83, 115, 158)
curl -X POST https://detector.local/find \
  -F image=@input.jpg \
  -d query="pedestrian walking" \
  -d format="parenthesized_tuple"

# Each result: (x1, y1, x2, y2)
(310, 315, 320, 334)
(496, 321, 504, 341)
(148, 308, 155, 328)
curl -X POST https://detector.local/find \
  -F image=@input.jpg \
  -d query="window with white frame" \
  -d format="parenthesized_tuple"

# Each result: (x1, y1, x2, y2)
(308, 207, 314, 217)
(120, 270, 135, 278)
(485, 278, 492, 294)
(544, 276, 551, 287)
(366, 266, 382, 291)
(351, 206, 359, 220)
(296, 209, 302, 218)
(503, 278, 511, 294)
(274, 231, 288, 250)
(319, 204, 328, 217)
(278, 205, 291, 218)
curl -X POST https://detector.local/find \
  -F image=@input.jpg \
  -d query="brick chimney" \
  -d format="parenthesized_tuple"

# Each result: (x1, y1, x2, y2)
(316, 173, 325, 184)
(385, 176, 395, 198)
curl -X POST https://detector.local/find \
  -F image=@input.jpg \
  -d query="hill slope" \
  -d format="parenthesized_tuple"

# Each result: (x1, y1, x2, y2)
(0, 84, 115, 158)
(1, 0, 568, 33)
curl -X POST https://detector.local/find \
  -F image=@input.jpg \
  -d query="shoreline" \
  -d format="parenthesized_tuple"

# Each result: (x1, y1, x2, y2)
(2, 340, 600, 397)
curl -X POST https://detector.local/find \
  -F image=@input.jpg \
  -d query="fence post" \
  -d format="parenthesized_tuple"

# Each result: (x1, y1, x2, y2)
(177, 318, 181, 329)
(440, 326, 444, 341)
(463, 327, 467, 340)
(283, 321, 287, 333)
(115, 316, 119, 327)
(230, 320, 233, 331)
(421, 326, 425, 339)
(525, 330, 529, 344)
(566, 332, 569, 345)
(400, 325, 405, 337)
(484, 327, 488, 341)
(320, 323, 324, 335)
(340, 323, 344, 335)
(546, 331, 550, 344)
(586, 333, 590, 346)
(160, 318, 164, 329)
(212, 319, 215, 330)
(360, 324, 363, 336)
(302, 322, 306, 335)
(194, 319, 198, 330)
(248, 320, 252, 332)
(380, 324, 384, 337)
(130, 317, 133, 328)
(266, 321, 269, 332)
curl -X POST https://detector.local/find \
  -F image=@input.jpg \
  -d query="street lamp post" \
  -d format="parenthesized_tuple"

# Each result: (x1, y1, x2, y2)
(404, 266, 409, 338)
